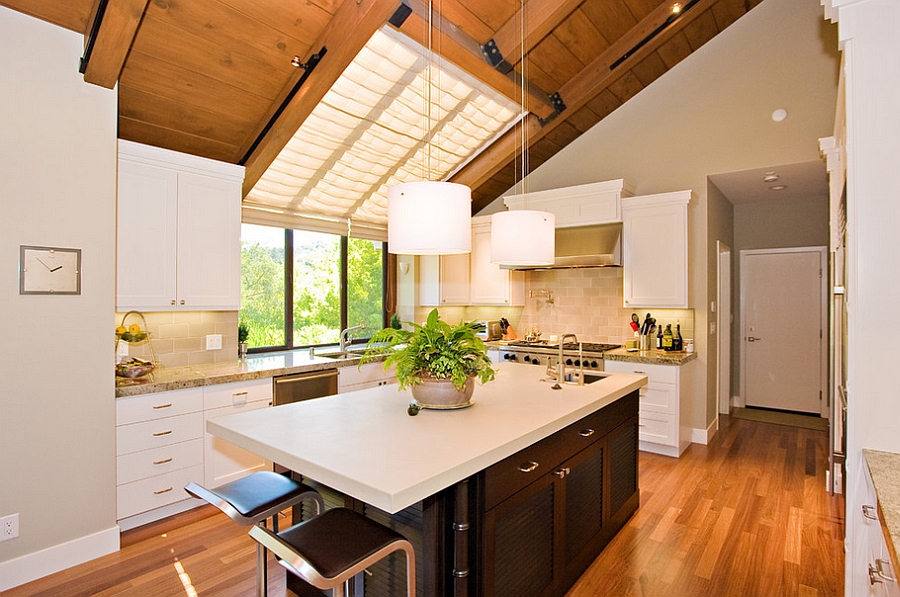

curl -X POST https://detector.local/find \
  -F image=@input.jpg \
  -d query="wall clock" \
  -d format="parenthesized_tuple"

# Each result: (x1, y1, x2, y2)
(19, 245, 82, 295)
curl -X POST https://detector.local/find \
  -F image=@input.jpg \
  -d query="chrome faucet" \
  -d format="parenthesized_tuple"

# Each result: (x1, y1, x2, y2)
(339, 323, 366, 352)
(558, 333, 578, 386)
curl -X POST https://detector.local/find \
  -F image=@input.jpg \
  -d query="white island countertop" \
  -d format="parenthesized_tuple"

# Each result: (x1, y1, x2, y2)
(208, 363, 646, 514)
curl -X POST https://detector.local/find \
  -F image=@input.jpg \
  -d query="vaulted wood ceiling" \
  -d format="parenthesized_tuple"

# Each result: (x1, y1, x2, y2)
(2, 0, 762, 214)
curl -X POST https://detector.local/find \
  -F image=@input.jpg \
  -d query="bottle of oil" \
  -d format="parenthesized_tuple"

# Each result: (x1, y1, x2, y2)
(656, 324, 663, 349)
(673, 321, 683, 351)
(662, 324, 673, 351)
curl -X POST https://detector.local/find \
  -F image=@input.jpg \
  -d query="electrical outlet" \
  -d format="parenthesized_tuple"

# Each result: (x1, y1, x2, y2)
(206, 334, 222, 350)
(1, 514, 19, 542)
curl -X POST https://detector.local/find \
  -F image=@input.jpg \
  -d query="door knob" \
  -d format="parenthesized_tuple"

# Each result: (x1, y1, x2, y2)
(747, 336, 762, 342)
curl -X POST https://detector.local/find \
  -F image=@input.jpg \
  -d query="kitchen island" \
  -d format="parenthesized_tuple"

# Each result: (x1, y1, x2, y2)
(208, 363, 645, 597)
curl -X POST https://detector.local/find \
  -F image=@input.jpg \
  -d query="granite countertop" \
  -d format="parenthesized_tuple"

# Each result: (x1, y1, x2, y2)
(603, 347, 698, 366)
(864, 449, 900, 574)
(115, 349, 366, 397)
(208, 362, 646, 514)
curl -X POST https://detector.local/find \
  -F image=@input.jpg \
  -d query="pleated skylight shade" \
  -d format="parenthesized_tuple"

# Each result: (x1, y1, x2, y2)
(243, 26, 520, 240)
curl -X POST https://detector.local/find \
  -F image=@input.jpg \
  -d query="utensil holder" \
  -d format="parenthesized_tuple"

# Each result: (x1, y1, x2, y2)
(639, 335, 651, 352)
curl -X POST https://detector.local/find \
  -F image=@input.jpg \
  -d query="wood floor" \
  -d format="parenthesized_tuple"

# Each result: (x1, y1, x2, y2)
(1, 415, 844, 597)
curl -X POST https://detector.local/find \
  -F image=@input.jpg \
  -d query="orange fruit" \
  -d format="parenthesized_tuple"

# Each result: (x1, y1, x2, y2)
(128, 324, 141, 333)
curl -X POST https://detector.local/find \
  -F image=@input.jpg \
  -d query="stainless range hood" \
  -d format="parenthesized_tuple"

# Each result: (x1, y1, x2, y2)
(503, 222, 623, 270)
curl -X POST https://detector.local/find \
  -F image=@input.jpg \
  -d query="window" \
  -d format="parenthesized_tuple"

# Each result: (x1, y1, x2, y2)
(240, 224, 385, 351)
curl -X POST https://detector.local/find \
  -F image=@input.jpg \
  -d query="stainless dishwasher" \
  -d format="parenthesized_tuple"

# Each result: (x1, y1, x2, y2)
(272, 368, 338, 406)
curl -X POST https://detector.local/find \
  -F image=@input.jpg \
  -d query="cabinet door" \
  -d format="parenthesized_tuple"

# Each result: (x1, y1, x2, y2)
(469, 221, 524, 305)
(561, 440, 605, 563)
(204, 398, 271, 487)
(622, 192, 689, 308)
(176, 172, 241, 310)
(482, 474, 558, 597)
(117, 160, 178, 310)
(418, 254, 470, 306)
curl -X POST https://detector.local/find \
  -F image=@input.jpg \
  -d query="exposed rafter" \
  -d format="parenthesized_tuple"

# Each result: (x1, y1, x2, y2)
(80, 0, 149, 89)
(241, 0, 403, 196)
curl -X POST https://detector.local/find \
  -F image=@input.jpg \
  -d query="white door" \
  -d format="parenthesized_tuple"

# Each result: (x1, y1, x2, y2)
(741, 248, 826, 414)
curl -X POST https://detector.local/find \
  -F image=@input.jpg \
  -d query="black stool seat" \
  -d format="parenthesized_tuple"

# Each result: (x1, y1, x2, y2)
(249, 507, 416, 597)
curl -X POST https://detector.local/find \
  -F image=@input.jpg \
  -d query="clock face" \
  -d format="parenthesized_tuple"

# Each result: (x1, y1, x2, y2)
(20, 246, 81, 295)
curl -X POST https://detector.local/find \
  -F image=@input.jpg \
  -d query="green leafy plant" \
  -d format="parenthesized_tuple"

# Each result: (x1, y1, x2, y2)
(361, 308, 495, 391)
(390, 313, 402, 330)
(238, 322, 250, 344)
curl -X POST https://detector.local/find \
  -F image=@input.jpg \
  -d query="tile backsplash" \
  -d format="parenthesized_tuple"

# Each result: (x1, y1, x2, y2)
(116, 310, 239, 368)
(414, 268, 693, 346)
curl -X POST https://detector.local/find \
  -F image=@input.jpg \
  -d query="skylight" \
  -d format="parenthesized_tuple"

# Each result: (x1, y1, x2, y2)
(242, 26, 521, 240)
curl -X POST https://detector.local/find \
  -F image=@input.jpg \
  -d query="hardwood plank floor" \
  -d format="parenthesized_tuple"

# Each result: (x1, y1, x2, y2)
(1, 415, 843, 597)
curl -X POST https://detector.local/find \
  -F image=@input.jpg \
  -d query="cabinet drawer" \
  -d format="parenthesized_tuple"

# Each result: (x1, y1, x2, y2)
(117, 411, 203, 456)
(204, 378, 272, 410)
(117, 438, 203, 485)
(642, 382, 677, 414)
(339, 362, 396, 387)
(116, 387, 204, 426)
(604, 360, 677, 384)
(638, 411, 677, 447)
(117, 464, 203, 520)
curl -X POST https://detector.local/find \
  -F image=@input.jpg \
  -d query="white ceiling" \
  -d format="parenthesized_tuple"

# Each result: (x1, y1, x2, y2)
(708, 160, 828, 205)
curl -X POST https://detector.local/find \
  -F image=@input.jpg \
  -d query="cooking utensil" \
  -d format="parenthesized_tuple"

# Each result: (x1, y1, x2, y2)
(630, 313, 640, 332)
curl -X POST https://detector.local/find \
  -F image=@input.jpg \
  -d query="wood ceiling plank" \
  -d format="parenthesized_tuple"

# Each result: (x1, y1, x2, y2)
(624, 0, 663, 21)
(564, 104, 601, 132)
(398, 1, 555, 117)
(552, 8, 609, 66)
(583, 88, 621, 120)
(656, 29, 692, 68)
(144, 0, 321, 77)
(214, 0, 336, 46)
(118, 85, 257, 146)
(433, 0, 496, 43)
(119, 49, 273, 130)
(528, 32, 585, 89)
(241, 0, 403, 195)
(464, 0, 520, 31)
(131, 14, 291, 101)
(119, 116, 242, 163)
(607, 70, 644, 104)
(682, 7, 719, 50)
(631, 50, 667, 88)
(710, 0, 746, 30)
(580, 0, 638, 47)
(492, 0, 584, 65)
(81, 0, 149, 89)
(451, 112, 541, 191)
(0, 0, 93, 31)
(518, 60, 557, 100)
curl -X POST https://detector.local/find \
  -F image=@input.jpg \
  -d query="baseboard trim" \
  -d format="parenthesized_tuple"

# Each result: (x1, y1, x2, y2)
(691, 419, 719, 445)
(0, 525, 120, 592)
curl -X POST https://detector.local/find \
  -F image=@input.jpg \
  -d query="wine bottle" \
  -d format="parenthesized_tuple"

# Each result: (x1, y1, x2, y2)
(656, 324, 663, 349)
(663, 324, 673, 351)
(673, 321, 683, 351)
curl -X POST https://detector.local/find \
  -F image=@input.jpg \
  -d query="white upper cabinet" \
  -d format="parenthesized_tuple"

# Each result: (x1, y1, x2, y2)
(503, 179, 634, 227)
(622, 190, 691, 308)
(469, 216, 524, 305)
(117, 140, 244, 311)
(418, 253, 470, 306)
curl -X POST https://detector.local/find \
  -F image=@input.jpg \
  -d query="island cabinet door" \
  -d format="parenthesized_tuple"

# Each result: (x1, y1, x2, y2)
(481, 472, 558, 597)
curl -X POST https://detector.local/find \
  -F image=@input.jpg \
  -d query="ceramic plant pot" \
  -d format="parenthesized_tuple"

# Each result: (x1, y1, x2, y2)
(410, 375, 475, 410)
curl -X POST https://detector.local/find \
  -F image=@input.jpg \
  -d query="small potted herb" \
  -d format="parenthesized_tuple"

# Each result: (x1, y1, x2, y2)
(238, 322, 250, 360)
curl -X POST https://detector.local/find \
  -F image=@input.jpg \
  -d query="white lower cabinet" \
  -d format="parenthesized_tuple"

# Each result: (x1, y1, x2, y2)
(116, 378, 275, 528)
(603, 359, 694, 457)
(203, 379, 273, 487)
(116, 387, 204, 524)
(855, 461, 900, 597)
(338, 362, 397, 393)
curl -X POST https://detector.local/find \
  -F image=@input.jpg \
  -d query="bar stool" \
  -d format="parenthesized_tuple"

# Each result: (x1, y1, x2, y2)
(184, 471, 324, 597)
(249, 507, 416, 597)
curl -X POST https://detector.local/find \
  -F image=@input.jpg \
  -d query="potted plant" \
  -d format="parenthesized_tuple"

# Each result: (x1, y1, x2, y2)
(238, 322, 250, 359)
(361, 308, 495, 413)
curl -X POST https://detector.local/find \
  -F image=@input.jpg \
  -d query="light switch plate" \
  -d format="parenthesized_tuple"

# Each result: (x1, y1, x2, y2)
(206, 334, 222, 350)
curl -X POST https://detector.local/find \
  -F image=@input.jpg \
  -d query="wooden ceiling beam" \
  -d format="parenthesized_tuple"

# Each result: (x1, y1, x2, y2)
(398, 0, 555, 119)
(458, 0, 724, 212)
(491, 0, 583, 64)
(81, 0, 149, 89)
(241, 0, 403, 196)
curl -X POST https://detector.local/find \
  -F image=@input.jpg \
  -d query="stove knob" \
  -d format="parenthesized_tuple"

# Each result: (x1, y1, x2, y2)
(574, 359, 581, 366)
(591, 361, 599, 368)
(524, 355, 532, 363)
(533, 359, 542, 365)
(508, 354, 518, 361)
(565, 358, 573, 366)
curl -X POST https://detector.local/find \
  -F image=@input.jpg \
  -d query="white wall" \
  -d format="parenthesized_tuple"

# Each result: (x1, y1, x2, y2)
(480, 0, 839, 435)
(0, 7, 119, 589)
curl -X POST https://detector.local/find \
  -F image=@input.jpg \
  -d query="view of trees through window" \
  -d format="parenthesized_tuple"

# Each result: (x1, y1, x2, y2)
(240, 224, 384, 350)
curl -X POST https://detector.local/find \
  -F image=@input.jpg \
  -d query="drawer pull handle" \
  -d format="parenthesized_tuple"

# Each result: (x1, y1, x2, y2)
(554, 467, 570, 478)
(152, 403, 173, 410)
(153, 458, 173, 465)
(154, 487, 174, 495)
(233, 391, 248, 398)
(152, 430, 173, 437)
(518, 461, 539, 473)
(870, 559, 897, 584)
(634, 370, 646, 375)
(862, 504, 878, 521)
(579, 429, 595, 437)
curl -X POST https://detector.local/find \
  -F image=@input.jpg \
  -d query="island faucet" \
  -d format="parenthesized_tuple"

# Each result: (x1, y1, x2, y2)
(339, 323, 366, 352)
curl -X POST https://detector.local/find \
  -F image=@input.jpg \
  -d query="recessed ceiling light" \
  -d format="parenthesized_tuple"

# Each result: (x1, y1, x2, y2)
(762, 171, 779, 183)
(672, 3, 682, 14)
(772, 108, 788, 122)
(768, 184, 788, 191)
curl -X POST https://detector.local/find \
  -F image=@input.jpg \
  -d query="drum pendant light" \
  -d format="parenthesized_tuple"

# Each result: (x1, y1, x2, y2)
(387, 0, 471, 255)
(490, 0, 555, 266)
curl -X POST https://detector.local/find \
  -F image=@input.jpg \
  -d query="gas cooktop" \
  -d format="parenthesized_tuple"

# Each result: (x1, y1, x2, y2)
(505, 341, 621, 353)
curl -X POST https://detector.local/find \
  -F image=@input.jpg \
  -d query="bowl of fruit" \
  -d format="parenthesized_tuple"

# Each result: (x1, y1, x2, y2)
(116, 357, 155, 378)
(116, 323, 148, 343)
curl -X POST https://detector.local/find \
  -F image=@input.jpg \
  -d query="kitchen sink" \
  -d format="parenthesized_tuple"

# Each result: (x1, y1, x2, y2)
(318, 351, 365, 360)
